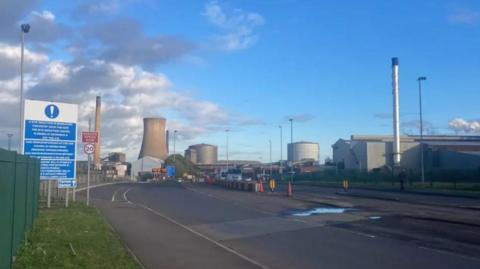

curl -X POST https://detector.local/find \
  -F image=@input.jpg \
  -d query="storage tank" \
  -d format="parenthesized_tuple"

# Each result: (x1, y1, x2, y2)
(187, 144, 217, 164)
(184, 148, 197, 164)
(138, 117, 168, 160)
(287, 141, 320, 162)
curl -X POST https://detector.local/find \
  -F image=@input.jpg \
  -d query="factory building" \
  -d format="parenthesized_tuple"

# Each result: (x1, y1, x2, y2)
(332, 135, 480, 171)
(185, 144, 217, 164)
(138, 117, 168, 160)
(287, 141, 320, 163)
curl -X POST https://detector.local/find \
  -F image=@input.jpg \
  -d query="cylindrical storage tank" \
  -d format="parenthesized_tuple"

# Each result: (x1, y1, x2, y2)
(185, 148, 197, 164)
(287, 141, 319, 162)
(138, 117, 168, 160)
(189, 144, 217, 164)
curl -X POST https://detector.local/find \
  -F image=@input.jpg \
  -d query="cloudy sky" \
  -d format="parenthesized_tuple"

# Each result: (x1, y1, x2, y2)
(1, 0, 479, 162)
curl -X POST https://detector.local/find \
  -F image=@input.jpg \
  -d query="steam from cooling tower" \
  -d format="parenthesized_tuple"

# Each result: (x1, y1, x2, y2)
(138, 117, 168, 160)
(392, 57, 401, 166)
(94, 96, 101, 169)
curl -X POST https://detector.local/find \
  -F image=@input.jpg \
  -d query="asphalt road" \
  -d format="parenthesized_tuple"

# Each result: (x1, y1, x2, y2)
(84, 181, 480, 269)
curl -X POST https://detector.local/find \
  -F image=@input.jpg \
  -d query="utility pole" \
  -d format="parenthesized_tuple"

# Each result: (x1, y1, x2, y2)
(18, 24, 30, 154)
(418, 76, 427, 184)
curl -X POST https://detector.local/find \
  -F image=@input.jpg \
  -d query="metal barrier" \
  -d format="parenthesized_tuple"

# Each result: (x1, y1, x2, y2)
(0, 148, 40, 269)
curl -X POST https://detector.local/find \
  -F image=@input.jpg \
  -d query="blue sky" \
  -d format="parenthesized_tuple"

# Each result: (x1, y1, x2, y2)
(1, 0, 479, 161)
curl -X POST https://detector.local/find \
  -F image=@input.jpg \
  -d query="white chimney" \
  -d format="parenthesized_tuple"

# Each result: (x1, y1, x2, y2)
(392, 57, 401, 166)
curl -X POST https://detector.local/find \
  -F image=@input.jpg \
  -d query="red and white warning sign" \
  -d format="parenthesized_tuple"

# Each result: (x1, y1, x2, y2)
(83, 143, 95, 155)
(82, 132, 98, 143)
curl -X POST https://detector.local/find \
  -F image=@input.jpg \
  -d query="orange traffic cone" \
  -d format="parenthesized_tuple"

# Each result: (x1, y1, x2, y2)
(287, 181, 293, 197)
(259, 180, 264, 193)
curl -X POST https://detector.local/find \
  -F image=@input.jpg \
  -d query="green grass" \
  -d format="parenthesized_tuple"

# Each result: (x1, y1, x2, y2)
(13, 203, 141, 269)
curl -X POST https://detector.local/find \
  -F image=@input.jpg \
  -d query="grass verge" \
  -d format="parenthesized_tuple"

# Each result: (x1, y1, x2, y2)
(13, 202, 141, 269)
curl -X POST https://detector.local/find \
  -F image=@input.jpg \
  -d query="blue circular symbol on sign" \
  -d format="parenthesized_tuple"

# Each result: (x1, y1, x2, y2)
(44, 104, 59, 119)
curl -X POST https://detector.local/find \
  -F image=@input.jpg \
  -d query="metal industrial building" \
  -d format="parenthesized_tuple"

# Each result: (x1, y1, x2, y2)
(138, 117, 168, 160)
(332, 135, 480, 171)
(287, 141, 320, 163)
(185, 144, 217, 164)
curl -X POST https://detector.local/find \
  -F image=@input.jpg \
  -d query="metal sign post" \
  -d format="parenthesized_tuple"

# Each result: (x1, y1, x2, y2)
(82, 129, 97, 207)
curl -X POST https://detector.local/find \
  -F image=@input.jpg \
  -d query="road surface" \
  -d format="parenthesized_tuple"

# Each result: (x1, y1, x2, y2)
(82, 181, 480, 269)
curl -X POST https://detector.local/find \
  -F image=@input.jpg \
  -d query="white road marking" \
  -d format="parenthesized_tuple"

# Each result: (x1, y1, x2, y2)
(331, 227, 376, 239)
(418, 246, 480, 261)
(124, 187, 270, 269)
(111, 188, 121, 202)
(123, 188, 133, 203)
(183, 185, 276, 216)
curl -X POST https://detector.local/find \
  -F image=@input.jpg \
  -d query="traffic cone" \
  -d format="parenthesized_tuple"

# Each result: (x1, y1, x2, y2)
(259, 180, 264, 193)
(287, 181, 293, 197)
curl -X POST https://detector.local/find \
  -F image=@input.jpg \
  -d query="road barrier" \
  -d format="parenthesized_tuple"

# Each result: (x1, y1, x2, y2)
(215, 179, 257, 192)
(0, 148, 40, 269)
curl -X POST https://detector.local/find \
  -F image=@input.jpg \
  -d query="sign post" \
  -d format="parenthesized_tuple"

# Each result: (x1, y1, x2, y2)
(82, 129, 97, 206)
(23, 99, 78, 208)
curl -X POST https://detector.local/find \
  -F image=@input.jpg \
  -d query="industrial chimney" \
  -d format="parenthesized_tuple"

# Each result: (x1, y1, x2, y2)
(166, 130, 170, 154)
(391, 58, 401, 166)
(138, 117, 168, 160)
(94, 96, 101, 169)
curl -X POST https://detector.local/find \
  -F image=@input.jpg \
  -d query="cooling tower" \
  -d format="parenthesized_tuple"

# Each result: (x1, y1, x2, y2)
(94, 96, 101, 169)
(138, 117, 168, 160)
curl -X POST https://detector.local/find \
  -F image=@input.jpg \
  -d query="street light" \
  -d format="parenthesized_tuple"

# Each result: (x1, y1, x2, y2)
(225, 129, 229, 171)
(279, 125, 283, 162)
(18, 23, 30, 154)
(173, 130, 177, 162)
(288, 118, 293, 196)
(418, 76, 427, 184)
(269, 139, 272, 178)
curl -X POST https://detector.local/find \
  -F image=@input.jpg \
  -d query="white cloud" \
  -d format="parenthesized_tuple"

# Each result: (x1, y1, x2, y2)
(31, 10, 55, 21)
(448, 118, 480, 133)
(0, 3, 264, 158)
(448, 9, 480, 25)
(203, 1, 264, 51)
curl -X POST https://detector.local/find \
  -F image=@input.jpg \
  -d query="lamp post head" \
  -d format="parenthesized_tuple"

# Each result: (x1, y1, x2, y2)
(289, 118, 293, 122)
(21, 24, 30, 33)
(418, 76, 427, 81)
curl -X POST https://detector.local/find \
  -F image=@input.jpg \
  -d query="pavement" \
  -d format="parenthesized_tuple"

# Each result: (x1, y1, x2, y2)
(78, 181, 480, 269)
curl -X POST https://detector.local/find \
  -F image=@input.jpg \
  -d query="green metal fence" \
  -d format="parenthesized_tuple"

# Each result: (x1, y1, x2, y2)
(0, 148, 40, 269)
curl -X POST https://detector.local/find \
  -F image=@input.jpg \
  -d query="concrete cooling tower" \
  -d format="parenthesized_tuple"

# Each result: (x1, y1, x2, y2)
(138, 117, 168, 160)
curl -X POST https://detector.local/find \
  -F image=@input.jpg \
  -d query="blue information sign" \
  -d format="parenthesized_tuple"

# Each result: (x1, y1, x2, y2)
(166, 165, 176, 177)
(23, 100, 78, 187)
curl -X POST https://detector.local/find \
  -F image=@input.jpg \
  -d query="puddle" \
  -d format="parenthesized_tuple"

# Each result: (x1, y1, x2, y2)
(290, 207, 352, 217)
(368, 216, 382, 220)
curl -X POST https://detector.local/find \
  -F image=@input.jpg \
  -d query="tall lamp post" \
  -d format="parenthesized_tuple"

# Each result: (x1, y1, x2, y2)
(269, 139, 272, 178)
(288, 118, 293, 196)
(279, 125, 283, 161)
(19, 23, 30, 154)
(173, 130, 177, 162)
(279, 125, 283, 180)
(225, 129, 229, 171)
(418, 76, 427, 184)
